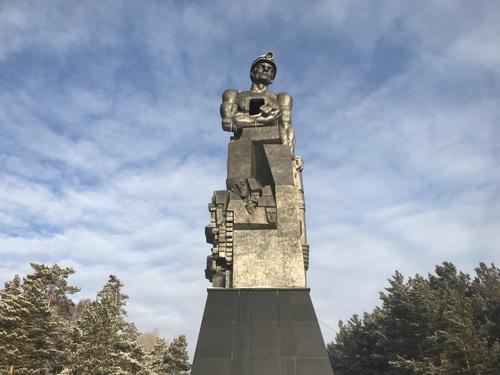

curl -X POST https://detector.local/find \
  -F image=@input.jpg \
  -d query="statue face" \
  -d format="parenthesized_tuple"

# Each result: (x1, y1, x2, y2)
(266, 208, 277, 223)
(229, 178, 249, 198)
(238, 179, 248, 197)
(251, 62, 275, 84)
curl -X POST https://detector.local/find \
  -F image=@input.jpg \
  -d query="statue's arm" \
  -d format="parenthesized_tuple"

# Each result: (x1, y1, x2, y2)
(277, 92, 295, 148)
(221, 89, 239, 132)
(221, 89, 279, 132)
(277, 92, 292, 125)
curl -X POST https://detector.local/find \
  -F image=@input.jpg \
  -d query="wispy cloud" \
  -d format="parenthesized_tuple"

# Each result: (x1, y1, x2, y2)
(1, 0, 499, 352)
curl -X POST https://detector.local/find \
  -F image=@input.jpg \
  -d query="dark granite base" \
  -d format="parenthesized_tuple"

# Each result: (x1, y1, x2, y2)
(191, 288, 333, 375)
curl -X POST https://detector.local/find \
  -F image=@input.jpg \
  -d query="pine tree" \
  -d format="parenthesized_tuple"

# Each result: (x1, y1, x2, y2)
(472, 263, 500, 351)
(67, 275, 147, 374)
(24, 263, 79, 320)
(0, 264, 79, 374)
(329, 262, 500, 374)
(145, 335, 191, 375)
(328, 309, 388, 375)
(24, 263, 79, 374)
(0, 275, 27, 375)
(1, 265, 192, 375)
(117, 322, 150, 374)
(382, 272, 436, 373)
(166, 335, 191, 375)
(22, 273, 62, 374)
(147, 336, 169, 374)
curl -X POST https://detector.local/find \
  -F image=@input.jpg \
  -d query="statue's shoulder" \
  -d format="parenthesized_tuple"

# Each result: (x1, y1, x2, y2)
(277, 92, 293, 107)
(222, 89, 239, 102)
(237, 90, 253, 98)
(265, 90, 278, 100)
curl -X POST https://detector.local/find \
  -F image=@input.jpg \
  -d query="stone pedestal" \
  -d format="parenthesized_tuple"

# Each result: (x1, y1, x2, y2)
(191, 288, 333, 375)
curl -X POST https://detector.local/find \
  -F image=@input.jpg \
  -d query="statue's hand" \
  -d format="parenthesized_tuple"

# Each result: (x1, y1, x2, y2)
(258, 104, 281, 125)
(260, 103, 280, 118)
(234, 112, 252, 123)
(233, 106, 280, 128)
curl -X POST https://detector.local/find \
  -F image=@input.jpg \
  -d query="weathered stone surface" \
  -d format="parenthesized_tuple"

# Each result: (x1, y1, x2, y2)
(205, 52, 309, 288)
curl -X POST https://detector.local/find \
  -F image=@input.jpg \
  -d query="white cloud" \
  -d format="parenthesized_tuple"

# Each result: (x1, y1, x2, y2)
(0, 0, 499, 356)
(0, 1, 122, 60)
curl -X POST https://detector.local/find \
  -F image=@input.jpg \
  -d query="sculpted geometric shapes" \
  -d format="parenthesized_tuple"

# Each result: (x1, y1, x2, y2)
(205, 52, 309, 288)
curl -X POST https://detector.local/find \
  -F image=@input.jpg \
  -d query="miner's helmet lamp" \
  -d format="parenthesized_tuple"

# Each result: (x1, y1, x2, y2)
(250, 51, 277, 80)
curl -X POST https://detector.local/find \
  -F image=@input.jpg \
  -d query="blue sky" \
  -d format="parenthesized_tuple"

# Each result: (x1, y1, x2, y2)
(1, 0, 499, 354)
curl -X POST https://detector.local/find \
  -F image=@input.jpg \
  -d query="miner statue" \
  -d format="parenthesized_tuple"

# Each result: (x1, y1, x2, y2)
(192, 52, 333, 375)
(221, 52, 295, 151)
(205, 51, 309, 289)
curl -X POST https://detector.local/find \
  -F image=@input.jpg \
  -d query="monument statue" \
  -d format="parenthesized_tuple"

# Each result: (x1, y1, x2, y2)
(192, 53, 334, 375)
(205, 51, 310, 288)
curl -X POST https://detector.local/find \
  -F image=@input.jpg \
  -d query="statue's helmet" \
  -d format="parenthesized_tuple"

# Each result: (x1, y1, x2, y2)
(250, 51, 277, 81)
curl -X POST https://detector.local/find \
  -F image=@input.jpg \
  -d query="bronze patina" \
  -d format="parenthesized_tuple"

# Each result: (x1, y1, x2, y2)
(205, 52, 309, 288)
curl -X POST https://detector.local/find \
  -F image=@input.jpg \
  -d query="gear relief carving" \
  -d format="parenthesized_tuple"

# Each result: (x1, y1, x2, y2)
(205, 192, 234, 288)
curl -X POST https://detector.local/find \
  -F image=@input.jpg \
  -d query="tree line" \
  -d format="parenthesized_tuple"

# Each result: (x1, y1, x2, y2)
(0, 264, 190, 375)
(328, 262, 500, 374)
(2, 261, 499, 374)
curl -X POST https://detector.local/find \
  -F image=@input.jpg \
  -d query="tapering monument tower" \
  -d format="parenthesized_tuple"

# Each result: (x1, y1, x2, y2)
(191, 52, 333, 375)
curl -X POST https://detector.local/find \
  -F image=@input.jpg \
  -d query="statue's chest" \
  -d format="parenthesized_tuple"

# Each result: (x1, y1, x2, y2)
(237, 92, 278, 115)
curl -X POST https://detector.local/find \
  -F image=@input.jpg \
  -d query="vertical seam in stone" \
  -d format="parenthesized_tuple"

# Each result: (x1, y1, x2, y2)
(250, 290, 254, 374)
(232, 290, 239, 362)
(276, 289, 282, 374)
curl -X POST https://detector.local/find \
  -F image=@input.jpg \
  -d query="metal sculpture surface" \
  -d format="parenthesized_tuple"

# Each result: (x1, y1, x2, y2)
(205, 52, 309, 288)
